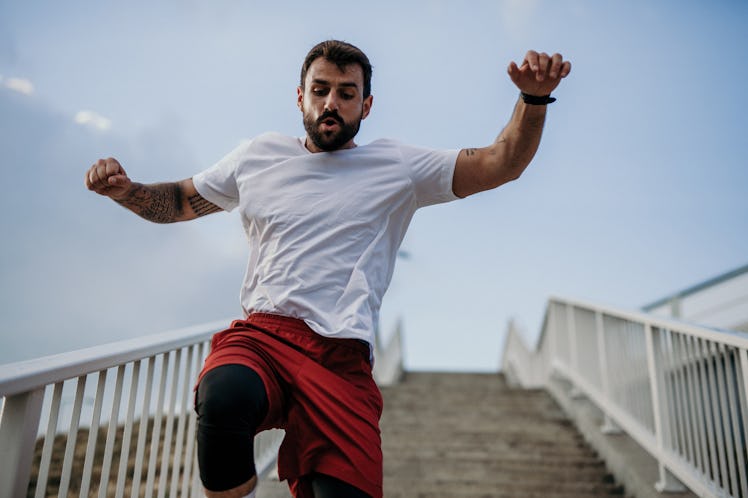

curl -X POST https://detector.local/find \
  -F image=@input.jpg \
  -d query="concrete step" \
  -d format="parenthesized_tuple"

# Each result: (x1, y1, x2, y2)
(258, 372, 625, 497)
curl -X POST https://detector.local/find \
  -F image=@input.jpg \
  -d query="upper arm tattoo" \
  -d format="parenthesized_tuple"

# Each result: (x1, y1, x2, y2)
(188, 193, 222, 217)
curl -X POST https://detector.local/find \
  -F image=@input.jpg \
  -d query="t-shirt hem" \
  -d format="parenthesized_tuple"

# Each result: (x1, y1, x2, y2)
(245, 307, 374, 347)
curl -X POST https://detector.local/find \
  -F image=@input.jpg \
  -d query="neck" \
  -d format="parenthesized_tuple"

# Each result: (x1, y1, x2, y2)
(304, 137, 357, 153)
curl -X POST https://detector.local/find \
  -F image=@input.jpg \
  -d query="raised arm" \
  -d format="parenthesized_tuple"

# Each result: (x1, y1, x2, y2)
(452, 50, 571, 198)
(84, 157, 222, 223)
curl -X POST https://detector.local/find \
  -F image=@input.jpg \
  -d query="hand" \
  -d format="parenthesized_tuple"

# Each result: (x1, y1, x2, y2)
(84, 157, 133, 200)
(508, 50, 571, 97)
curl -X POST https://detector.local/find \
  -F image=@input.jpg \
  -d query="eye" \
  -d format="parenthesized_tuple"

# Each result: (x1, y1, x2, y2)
(312, 88, 329, 96)
(340, 92, 355, 100)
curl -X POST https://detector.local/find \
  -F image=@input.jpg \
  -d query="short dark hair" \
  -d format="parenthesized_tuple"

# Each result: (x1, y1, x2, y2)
(300, 40, 373, 98)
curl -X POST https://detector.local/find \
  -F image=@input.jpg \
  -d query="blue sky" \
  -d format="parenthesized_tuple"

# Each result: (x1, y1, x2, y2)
(1, 0, 746, 371)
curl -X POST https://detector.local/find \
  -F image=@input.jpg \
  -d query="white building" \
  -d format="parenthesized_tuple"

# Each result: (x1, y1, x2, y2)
(642, 263, 748, 333)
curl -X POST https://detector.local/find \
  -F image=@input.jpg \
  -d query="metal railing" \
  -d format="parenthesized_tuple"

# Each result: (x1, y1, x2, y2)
(502, 296, 748, 498)
(372, 319, 404, 386)
(0, 320, 284, 498)
(0, 316, 403, 498)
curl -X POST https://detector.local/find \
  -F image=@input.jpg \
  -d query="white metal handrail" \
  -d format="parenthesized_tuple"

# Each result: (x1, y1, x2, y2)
(0, 315, 403, 498)
(0, 319, 284, 498)
(373, 319, 404, 386)
(502, 296, 748, 498)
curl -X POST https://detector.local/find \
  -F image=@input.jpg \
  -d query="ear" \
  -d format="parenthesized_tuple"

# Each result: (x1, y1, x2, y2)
(297, 86, 304, 112)
(361, 94, 373, 120)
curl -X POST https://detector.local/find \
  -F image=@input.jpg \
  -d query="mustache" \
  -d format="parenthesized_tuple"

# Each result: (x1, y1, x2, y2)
(317, 110, 344, 125)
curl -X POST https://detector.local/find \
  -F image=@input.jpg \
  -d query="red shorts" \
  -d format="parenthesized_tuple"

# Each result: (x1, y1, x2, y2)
(196, 313, 383, 498)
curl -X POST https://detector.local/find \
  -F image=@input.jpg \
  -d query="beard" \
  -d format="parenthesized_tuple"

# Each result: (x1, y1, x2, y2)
(303, 109, 362, 152)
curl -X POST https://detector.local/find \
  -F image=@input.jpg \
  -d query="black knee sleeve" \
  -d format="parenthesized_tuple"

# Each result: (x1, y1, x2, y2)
(310, 473, 372, 498)
(195, 364, 269, 491)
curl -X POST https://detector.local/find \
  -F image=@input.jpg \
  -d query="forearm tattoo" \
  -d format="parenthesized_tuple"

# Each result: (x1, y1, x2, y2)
(116, 183, 183, 223)
(188, 193, 222, 217)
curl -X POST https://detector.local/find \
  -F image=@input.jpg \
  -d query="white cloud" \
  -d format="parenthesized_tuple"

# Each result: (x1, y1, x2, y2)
(3, 76, 35, 96)
(74, 110, 112, 131)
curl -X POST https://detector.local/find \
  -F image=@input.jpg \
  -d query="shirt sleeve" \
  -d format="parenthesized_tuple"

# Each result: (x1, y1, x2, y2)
(192, 140, 252, 212)
(399, 143, 460, 208)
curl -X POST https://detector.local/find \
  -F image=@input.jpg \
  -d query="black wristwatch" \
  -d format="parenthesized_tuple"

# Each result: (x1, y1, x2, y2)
(520, 92, 556, 105)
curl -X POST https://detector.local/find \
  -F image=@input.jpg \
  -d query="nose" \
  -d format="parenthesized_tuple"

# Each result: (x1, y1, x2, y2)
(324, 92, 339, 112)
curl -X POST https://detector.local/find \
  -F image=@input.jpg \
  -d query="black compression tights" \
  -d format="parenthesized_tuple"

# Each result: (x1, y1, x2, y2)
(195, 364, 371, 498)
(196, 364, 268, 491)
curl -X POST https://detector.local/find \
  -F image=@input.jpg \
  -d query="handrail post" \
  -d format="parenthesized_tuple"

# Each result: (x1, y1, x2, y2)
(644, 324, 685, 492)
(738, 348, 748, 498)
(595, 311, 620, 434)
(549, 300, 558, 376)
(566, 303, 583, 398)
(567, 303, 577, 373)
(0, 388, 45, 498)
(741, 349, 748, 426)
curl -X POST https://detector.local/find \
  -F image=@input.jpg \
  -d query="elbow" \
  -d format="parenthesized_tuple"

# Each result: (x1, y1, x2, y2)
(503, 155, 534, 183)
(487, 163, 527, 189)
(480, 147, 530, 189)
(461, 164, 525, 197)
(506, 165, 526, 183)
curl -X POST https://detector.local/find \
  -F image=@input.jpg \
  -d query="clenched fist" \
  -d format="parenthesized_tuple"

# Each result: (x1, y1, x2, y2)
(84, 157, 133, 200)
(508, 50, 571, 98)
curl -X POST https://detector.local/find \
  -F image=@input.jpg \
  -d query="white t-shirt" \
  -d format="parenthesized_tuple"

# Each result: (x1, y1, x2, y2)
(193, 132, 459, 346)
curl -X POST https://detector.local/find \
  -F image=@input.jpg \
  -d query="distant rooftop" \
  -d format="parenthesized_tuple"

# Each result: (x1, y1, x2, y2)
(642, 262, 748, 312)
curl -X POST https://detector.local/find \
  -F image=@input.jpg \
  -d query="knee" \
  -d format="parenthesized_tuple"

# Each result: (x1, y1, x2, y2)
(310, 473, 372, 498)
(196, 364, 269, 431)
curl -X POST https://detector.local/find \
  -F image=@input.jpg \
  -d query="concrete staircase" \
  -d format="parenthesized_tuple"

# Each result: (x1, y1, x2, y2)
(258, 372, 625, 497)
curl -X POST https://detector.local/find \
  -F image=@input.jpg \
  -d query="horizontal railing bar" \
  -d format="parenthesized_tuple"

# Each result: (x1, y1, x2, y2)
(548, 296, 748, 349)
(0, 318, 228, 397)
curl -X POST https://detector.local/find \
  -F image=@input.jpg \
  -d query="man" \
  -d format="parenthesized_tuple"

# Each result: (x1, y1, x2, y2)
(85, 40, 570, 498)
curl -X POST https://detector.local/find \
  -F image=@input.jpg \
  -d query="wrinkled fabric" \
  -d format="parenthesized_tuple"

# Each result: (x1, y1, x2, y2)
(196, 313, 383, 498)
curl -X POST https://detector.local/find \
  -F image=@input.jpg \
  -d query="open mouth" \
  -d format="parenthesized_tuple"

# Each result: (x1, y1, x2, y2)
(318, 112, 343, 127)
(320, 118, 341, 131)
